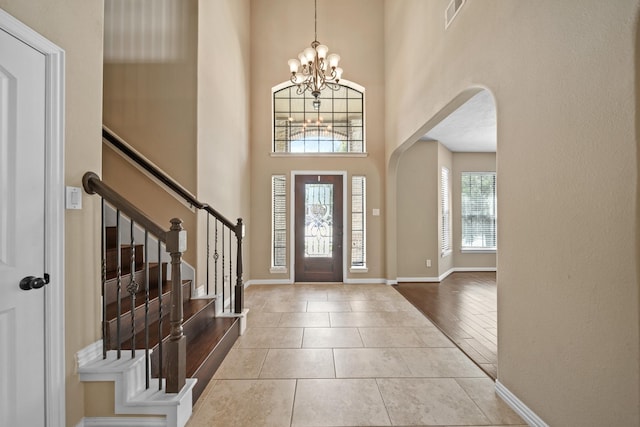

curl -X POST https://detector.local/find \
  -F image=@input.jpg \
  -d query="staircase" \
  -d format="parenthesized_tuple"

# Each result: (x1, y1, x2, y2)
(79, 168, 246, 427)
(103, 225, 239, 402)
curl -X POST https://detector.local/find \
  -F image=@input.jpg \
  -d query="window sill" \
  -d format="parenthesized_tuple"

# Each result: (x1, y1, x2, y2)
(461, 248, 497, 254)
(270, 152, 368, 158)
(349, 266, 368, 273)
(441, 250, 452, 258)
(270, 267, 288, 274)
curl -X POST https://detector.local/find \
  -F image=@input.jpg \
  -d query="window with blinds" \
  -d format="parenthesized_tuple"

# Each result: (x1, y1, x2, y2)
(461, 172, 496, 250)
(351, 176, 366, 268)
(271, 175, 287, 269)
(441, 167, 451, 255)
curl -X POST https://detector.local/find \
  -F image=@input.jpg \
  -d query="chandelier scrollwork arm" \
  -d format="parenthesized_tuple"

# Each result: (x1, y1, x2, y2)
(287, 0, 343, 108)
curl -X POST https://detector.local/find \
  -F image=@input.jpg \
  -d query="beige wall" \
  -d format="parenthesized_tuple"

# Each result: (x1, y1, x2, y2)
(249, 0, 385, 282)
(102, 0, 200, 267)
(385, 0, 639, 425)
(103, 0, 198, 191)
(396, 144, 494, 279)
(396, 142, 438, 278)
(197, 0, 251, 287)
(0, 1, 104, 425)
(452, 152, 496, 269)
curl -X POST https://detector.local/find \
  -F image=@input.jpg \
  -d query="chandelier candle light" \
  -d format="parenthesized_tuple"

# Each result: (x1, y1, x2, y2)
(287, 0, 343, 109)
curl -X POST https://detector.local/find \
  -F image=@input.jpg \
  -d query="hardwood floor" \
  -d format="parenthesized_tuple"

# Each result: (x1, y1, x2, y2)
(394, 272, 498, 380)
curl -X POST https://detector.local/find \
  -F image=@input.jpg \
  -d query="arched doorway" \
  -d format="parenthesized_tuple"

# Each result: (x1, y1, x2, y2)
(389, 88, 499, 378)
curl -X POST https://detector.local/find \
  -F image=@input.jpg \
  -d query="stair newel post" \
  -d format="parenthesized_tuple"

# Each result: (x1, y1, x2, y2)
(165, 218, 186, 393)
(234, 218, 244, 314)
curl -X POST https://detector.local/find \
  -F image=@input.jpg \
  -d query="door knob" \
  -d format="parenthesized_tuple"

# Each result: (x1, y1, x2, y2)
(19, 274, 49, 290)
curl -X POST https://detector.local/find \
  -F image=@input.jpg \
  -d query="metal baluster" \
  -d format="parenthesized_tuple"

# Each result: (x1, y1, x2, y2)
(128, 220, 138, 357)
(214, 219, 219, 296)
(229, 227, 233, 312)
(101, 199, 107, 359)
(235, 218, 244, 314)
(157, 240, 163, 390)
(116, 210, 122, 358)
(222, 225, 225, 312)
(206, 214, 210, 295)
(144, 230, 150, 389)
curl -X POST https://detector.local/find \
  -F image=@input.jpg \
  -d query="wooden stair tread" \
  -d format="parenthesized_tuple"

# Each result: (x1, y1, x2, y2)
(185, 316, 237, 377)
(119, 298, 214, 351)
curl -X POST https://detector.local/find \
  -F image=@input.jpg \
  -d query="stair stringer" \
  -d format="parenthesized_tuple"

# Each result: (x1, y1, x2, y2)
(79, 350, 196, 427)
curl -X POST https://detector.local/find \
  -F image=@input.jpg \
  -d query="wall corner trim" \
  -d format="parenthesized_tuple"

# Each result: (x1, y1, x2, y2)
(495, 380, 549, 427)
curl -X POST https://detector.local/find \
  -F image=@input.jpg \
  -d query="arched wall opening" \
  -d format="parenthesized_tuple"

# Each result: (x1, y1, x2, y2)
(388, 86, 499, 377)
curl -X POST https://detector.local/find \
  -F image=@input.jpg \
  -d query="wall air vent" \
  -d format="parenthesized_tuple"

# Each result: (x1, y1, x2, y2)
(445, 0, 465, 29)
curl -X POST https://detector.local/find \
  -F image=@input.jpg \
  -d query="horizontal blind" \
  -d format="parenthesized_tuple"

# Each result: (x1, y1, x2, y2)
(441, 167, 451, 254)
(272, 175, 287, 267)
(351, 176, 366, 267)
(461, 172, 496, 249)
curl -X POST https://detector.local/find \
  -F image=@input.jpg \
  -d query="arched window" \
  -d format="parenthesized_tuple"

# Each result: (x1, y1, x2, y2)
(272, 81, 365, 154)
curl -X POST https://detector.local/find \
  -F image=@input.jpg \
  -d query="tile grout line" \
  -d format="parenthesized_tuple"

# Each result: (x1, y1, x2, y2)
(373, 377, 394, 426)
(289, 379, 299, 427)
(453, 377, 494, 425)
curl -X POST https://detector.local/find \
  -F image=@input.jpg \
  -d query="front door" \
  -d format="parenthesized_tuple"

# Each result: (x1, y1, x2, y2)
(0, 26, 47, 426)
(294, 175, 343, 282)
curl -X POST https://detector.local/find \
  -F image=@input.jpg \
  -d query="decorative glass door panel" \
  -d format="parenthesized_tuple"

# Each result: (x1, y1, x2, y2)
(304, 183, 334, 257)
(295, 175, 343, 282)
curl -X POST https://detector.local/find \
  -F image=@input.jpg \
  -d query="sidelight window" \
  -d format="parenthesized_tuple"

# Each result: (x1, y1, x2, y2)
(271, 175, 287, 270)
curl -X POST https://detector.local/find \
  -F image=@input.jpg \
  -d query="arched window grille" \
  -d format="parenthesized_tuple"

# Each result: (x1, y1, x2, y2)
(272, 81, 365, 153)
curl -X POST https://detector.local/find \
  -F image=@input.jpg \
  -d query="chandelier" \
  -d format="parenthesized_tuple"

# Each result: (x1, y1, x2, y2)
(287, 0, 343, 109)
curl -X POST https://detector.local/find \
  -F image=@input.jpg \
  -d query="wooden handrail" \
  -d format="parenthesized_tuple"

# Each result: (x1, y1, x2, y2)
(102, 126, 236, 230)
(83, 172, 167, 240)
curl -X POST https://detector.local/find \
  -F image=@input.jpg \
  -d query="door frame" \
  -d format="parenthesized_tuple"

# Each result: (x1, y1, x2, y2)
(0, 10, 66, 427)
(290, 170, 347, 284)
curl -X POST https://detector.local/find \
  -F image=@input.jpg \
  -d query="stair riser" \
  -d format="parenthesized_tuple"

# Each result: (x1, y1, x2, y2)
(105, 297, 169, 349)
(104, 263, 165, 306)
(106, 244, 144, 276)
(104, 280, 192, 349)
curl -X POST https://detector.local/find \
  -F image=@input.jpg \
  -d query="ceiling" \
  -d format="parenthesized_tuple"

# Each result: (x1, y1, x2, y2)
(420, 90, 496, 152)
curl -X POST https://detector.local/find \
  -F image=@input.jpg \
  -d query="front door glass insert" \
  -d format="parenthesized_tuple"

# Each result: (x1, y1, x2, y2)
(304, 183, 334, 257)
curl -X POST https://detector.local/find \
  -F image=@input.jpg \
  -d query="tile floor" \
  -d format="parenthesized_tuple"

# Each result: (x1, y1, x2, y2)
(187, 283, 525, 427)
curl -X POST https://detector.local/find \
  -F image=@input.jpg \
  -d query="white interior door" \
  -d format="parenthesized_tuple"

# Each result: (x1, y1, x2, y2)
(0, 27, 47, 427)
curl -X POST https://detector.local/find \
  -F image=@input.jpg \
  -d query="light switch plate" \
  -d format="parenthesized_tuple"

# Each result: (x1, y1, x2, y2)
(372, 208, 380, 216)
(66, 186, 82, 210)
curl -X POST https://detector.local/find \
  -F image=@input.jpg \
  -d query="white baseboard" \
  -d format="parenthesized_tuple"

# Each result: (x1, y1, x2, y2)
(343, 278, 387, 284)
(77, 417, 166, 427)
(495, 380, 549, 427)
(396, 267, 497, 284)
(453, 267, 497, 272)
(245, 279, 293, 287)
(397, 276, 441, 283)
